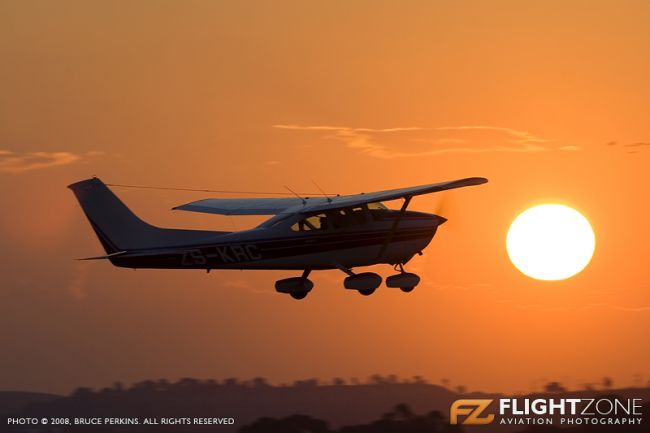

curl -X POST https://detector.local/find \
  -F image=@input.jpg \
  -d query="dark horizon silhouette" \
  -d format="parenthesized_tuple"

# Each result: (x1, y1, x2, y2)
(3, 376, 647, 433)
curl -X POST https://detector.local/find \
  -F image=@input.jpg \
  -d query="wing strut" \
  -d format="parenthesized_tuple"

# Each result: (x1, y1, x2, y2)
(376, 196, 412, 261)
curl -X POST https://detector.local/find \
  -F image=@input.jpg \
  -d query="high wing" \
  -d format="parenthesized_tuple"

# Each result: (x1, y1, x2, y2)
(299, 177, 487, 213)
(173, 177, 487, 216)
(172, 197, 325, 215)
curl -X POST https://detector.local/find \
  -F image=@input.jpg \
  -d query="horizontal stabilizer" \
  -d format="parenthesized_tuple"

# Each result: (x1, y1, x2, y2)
(77, 251, 128, 261)
(173, 197, 326, 215)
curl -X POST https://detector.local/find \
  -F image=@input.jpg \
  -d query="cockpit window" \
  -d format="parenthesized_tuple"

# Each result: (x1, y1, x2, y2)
(291, 207, 375, 232)
(368, 202, 387, 210)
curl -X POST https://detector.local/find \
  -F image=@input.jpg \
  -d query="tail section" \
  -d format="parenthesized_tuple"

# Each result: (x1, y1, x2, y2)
(68, 178, 225, 253)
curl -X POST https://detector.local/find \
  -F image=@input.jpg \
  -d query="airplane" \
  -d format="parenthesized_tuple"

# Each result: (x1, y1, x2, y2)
(69, 176, 487, 299)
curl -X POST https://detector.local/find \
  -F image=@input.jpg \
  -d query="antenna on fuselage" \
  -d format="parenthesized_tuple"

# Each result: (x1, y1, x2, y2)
(284, 185, 307, 205)
(311, 179, 332, 203)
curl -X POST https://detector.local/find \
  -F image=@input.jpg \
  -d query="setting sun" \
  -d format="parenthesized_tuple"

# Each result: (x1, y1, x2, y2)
(506, 204, 595, 281)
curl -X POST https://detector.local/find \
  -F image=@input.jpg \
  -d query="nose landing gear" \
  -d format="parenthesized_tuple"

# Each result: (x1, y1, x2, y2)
(386, 263, 420, 293)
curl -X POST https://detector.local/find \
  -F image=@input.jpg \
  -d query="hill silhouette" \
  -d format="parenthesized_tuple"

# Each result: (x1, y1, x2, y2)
(0, 391, 60, 418)
(2, 378, 647, 432)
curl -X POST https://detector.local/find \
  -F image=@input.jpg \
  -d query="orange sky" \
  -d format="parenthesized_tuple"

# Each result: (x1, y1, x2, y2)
(1, 0, 648, 394)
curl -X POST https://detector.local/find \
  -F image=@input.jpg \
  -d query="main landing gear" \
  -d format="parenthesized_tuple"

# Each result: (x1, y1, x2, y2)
(275, 264, 421, 300)
(275, 270, 313, 300)
(336, 265, 382, 296)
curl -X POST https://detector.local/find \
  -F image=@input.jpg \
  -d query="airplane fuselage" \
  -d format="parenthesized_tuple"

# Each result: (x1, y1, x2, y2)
(108, 210, 443, 270)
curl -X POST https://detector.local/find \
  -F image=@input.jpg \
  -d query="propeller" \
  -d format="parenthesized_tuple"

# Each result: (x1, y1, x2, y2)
(434, 192, 456, 230)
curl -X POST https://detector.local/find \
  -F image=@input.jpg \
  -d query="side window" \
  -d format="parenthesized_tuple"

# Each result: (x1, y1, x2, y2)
(325, 208, 366, 229)
(291, 214, 328, 232)
(368, 209, 385, 220)
(327, 210, 347, 229)
(367, 202, 387, 220)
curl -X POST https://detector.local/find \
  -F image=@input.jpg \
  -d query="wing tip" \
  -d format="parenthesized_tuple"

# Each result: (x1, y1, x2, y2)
(457, 176, 488, 186)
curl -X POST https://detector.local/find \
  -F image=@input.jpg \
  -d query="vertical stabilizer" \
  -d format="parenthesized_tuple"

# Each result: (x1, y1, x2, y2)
(68, 178, 225, 252)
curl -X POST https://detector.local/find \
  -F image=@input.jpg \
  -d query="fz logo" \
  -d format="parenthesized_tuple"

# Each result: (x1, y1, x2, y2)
(450, 399, 495, 425)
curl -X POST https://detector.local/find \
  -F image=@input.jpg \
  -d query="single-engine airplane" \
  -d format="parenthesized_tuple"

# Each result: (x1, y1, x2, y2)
(69, 176, 487, 299)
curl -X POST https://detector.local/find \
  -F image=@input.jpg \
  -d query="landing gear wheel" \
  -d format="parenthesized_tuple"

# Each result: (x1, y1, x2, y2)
(358, 289, 376, 296)
(276, 270, 314, 300)
(386, 271, 420, 293)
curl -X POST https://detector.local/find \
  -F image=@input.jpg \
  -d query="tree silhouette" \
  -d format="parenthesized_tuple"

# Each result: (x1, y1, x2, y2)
(223, 377, 240, 387)
(544, 381, 567, 393)
(369, 374, 385, 384)
(392, 403, 413, 421)
(602, 376, 613, 389)
(252, 377, 270, 388)
(412, 375, 427, 384)
(70, 387, 93, 398)
(240, 415, 329, 433)
(294, 378, 319, 387)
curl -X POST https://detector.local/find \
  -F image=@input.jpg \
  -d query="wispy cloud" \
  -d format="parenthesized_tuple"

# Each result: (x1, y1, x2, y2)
(422, 281, 494, 292)
(0, 149, 102, 173)
(496, 299, 650, 313)
(67, 262, 91, 300)
(274, 124, 578, 159)
(582, 303, 650, 312)
(221, 279, 271, 295)
(605, 141, 650, 154)
(222, 280, 251, 289)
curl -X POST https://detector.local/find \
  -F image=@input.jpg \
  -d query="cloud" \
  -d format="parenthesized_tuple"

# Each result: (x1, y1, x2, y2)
(274, 124, 577, 159)
(582, 303, 650, 312)
(423, 281, 493, 292)
(623, 142, 650, 148)
(67, 262, 91, 300)
(222, 280, 251, 289)
(605, 141, 650, 154)
(558, 145, 582, 151)
(0, 149, 102, 173)
(221, 279, 270, 295)
(496, 299, 650, 313)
